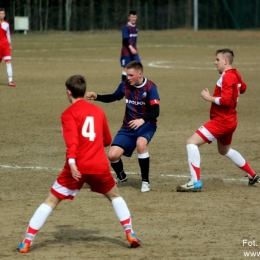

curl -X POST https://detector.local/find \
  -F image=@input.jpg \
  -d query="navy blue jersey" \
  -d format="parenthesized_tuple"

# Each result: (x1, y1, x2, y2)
(113, 78, 160, 128)
(121, 22, 138, 57)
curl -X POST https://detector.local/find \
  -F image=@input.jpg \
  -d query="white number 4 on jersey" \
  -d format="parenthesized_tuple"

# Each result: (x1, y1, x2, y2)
(82, 116, 96, 141)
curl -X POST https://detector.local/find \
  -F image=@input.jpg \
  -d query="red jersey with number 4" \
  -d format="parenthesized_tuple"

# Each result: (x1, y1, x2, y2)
(61, 99, 112, 174)
(210, 69, 246, 122)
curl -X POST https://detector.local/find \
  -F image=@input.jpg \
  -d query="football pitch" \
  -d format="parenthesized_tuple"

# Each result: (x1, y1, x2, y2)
(0, 29, 260, 259)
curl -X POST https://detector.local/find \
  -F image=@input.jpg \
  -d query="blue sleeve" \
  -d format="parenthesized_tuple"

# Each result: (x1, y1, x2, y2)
(122, 26, 129, 39)
(148, 86, 160, 100)
(113, 82, 125, 100)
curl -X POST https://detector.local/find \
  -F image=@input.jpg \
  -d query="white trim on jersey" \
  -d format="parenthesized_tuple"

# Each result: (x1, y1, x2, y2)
(215, 97, 221, 105)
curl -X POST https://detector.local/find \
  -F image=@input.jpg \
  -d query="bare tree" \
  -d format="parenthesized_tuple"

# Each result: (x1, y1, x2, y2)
(167, 0, 173, 29)
(89, 0, 94, 30)
(65, 0, 72, 31)
(45, 0, 49, 30)
(58, 0, 63, 30)
(39, 0, 42, 31)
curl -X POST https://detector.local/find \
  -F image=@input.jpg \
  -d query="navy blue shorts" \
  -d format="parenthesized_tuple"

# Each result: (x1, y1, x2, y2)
(120, 55, 141, 67)
(112, 122, 156, 157)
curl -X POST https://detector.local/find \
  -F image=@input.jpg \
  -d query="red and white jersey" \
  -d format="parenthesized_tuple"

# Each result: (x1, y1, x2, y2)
(0, 20, 11, 46)
(61, 99, 112, 174)
(210, 68, 246, 122)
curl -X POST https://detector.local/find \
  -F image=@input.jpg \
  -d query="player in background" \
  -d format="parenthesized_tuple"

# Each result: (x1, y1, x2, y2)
(0, 8, 15, 87)
(177, 48, 259, 192)
(17, 75, 141, 253)
(87, 61, 160, 193)
(120, 10, 140, 82)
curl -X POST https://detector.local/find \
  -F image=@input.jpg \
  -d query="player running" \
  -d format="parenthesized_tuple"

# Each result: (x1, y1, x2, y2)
(177, 48, 259, 192)
(0, 8, 15, 87)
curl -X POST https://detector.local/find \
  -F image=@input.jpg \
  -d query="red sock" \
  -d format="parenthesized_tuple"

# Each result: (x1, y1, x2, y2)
(240, 162, 255, 178)
(120, 218, 132, 234)
(23, 226, 39, 244)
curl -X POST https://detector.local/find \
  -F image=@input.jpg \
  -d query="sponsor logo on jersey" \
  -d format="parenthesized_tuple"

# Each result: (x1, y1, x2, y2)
(125, 99, 146, 105)
(129, 34, 137, 37)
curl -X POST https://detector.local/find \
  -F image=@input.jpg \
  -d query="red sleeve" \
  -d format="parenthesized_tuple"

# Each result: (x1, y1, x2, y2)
(102, 113, 112, 147)
(239, 80, 247, 94)
(219, 75, 234, 106)
(61, 111, 78, 160)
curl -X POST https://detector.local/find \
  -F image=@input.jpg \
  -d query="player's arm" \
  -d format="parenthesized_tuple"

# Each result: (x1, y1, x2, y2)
(86, 83, 125, 103)
(143, 86, 160, 122)
(239, 80, 247, 94)
(142, 104, 160, 122)
(122, 27, 137, 55)
(6, 23, 12, 49)
(214, 75, 238, 106)
(61, 112, 81, 180)
(86, 92, 117, 102)
(201, 88, 217, 103)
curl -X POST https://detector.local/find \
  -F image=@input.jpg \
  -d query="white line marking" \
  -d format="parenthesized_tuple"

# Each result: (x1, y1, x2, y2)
(0, 164, 248, 182)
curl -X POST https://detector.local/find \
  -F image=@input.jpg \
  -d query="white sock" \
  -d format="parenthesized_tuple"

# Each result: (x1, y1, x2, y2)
(112, 197, 133, 233)
(224, 148, 245, 167)
(6, 63, 13, 82)
(112, 197, 130, 221)
(29, 203, 53, 230)
(186, 144, 200, 182)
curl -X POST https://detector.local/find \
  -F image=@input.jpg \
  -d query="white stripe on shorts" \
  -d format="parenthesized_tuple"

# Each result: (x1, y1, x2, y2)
(197, 126, 216, 142)
(52, 180, 79, 197)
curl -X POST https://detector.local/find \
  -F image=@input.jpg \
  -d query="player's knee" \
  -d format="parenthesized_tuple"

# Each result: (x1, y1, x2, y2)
(136, 143, 147, 153)
(108, 152, 119, 162)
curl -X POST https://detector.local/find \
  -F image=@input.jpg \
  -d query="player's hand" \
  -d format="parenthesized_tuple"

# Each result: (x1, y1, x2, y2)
(69, 163, 81, 180)
(128, 119, 145, 130)
(201, 88, 211, 100)
(129, 45, 137, 55)
(86, 92, 97, 100)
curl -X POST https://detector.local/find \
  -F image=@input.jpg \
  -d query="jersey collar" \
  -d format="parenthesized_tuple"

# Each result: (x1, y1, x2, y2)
(134, 78, 147, 88)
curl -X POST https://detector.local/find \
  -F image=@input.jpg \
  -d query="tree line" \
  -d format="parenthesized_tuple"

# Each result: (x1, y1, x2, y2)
(1, 0, 260, 31)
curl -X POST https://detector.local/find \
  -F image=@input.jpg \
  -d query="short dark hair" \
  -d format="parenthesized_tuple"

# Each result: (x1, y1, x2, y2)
(129, 10, 137, 16)
(65, 75, 86, 98)
(126, 61, 143, 71)
(215, 48, 234, 64)
(0, 8, 5, 12)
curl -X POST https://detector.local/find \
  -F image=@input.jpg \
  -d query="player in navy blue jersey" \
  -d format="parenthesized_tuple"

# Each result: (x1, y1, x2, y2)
(120, 10, 141, 82)
(87, 61, 160, 192)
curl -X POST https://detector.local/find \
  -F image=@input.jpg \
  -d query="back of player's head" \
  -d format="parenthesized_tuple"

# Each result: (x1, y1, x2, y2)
(65, 75, 86, 98)
(126, 61, 143, 72)
(129, 10, 137, 16)
(216, 48, 234, 64)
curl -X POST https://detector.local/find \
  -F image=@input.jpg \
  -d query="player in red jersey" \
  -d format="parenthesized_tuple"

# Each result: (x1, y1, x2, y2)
(177, 48, 259, 192)
(0, 8, 15, 87)
(17, 75, 141, 253)
(87, 61, 160, 193)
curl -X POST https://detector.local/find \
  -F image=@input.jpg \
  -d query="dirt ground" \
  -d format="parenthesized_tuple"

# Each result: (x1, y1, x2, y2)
(0, 30, 260, 260)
